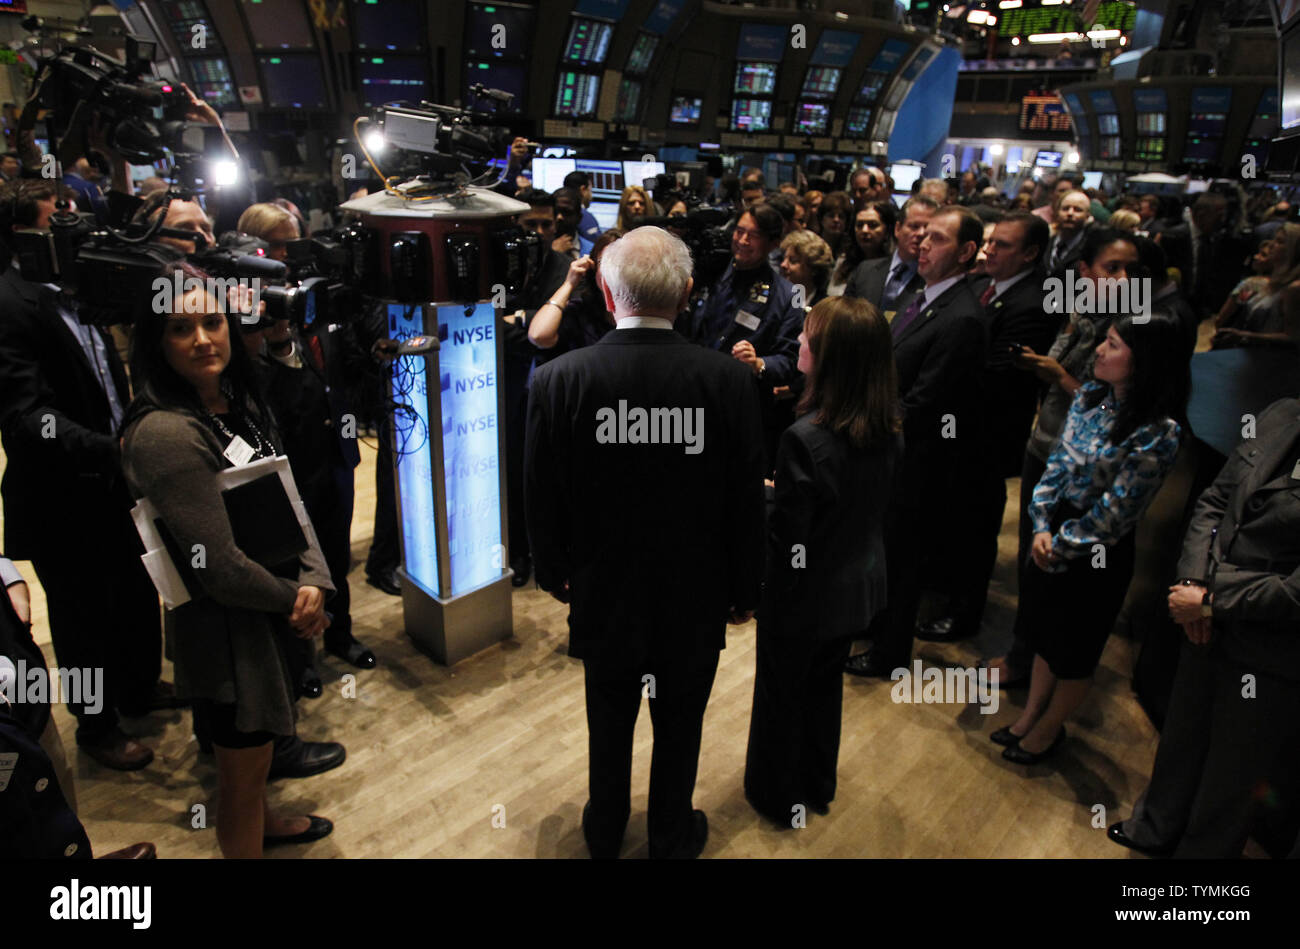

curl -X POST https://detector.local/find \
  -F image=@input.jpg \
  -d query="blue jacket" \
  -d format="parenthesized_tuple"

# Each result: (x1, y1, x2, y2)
(690, 261, 802, 385)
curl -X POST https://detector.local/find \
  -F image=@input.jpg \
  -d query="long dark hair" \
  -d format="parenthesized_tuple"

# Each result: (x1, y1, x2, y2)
(796, 296, 901, 448)
(836, 199, 897, 283)
(1088, 311, 1190, 444)
(124, 261, 273, 434)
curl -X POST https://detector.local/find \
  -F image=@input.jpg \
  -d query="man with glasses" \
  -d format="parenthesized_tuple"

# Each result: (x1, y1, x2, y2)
(850, 166, 888, 212)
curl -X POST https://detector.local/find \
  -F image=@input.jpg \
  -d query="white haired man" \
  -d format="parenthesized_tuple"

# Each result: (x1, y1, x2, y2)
(524, 227, 766, 859)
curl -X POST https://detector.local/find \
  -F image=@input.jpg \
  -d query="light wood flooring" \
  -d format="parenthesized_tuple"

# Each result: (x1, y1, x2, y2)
(2, 429, 1193, 860)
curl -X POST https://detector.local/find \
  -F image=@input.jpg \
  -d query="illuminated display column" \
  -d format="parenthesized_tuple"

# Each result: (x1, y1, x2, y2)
(389, 302, 512, 665)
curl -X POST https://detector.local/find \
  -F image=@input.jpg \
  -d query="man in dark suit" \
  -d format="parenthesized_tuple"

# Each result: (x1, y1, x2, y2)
(525, 226, 765, 859)
(1111, 396, 1300, 858)
(846, 206, 988, 677)
(918, 211, 1060, 644)
(1043, 190, 1093, 282)
(844, 195, 936, 318)
(0, 180, 163, 770)
(1156, 192, 1249, 322)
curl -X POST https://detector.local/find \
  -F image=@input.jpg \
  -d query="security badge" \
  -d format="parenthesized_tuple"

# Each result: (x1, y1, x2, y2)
(734, 281, 770, 332)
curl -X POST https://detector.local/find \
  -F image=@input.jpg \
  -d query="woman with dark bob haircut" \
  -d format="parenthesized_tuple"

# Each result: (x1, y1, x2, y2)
(744, 296, 903, 825)
(995, 310, 1189, 766)
(121, 262, 336, 857)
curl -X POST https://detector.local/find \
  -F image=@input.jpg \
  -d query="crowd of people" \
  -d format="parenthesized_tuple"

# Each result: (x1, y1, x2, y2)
(2, 111, 1299, 859)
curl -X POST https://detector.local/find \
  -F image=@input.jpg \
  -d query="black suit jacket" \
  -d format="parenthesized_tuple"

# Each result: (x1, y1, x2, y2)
(970, 270, 1062, 476)
(893, 276, 988, 464)
(1159, 223, 1250, 319)
(524, 327, 766, 663)
(1044, 225, 1091, 282)
(845, 256, 923, 316)
(1176, 398, 1300, 680)
(762, 417, 903, 640)
(0, 266, 131, 557)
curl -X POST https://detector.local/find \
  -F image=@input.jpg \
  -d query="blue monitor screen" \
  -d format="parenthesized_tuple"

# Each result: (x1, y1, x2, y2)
(259, 55, 327, 109)
(358, 55, 428, 106)
(670, 96, 702, 124)
(352, 0, 423, 52)
(390, 303, 440, 596)
(242, 0, 315, 51)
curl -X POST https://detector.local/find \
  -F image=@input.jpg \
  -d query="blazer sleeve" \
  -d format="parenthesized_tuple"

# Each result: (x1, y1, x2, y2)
(764, 427, 825, 601)
(123, 411, 315, 613)
(757, 298, 803, 386)
(726, 367, 768, 613)
(899, 309, 986, 437)
(0, 299, 120, 480)
(523, 364, 573, 593)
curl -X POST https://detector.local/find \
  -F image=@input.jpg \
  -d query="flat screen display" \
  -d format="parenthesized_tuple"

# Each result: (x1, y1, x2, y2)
(1183, 137, 1220, 162)
(259, 55, 327, 109)
(889, 163, 922, 192)
(669, 96, 702, 125)
(844, 105, 871, 136)
(731, 98, 772, 132)
(1136, 112, 1166, 134)
(626, 32, 657, 75)
(358, 55, 428, 106)
(1035, 150, 1063, 168)
(1019, 93, 1072, 132)
(242, 0, 315, 50)
(464, 60, 526, 110)
(530, 158, 574, 193)
(1097, 113, 1120, 135)
(554, 71, 600, 118)
(575, 159, 624, 202)
(465, 2, 536, 58)
(623, 160, 664, 190)
(1250, 89, 1280, 138)
(188, 57, 238, 109)
(588, 201, 619, 230)
(1286, 27, 1300, 130)
(801, 66, 841, 99)
(562, 17, 613, 66)
(615, 79, 641, 122)
(794, 102, 830, 136)
(352, 0, 423, 52)
(857, 72, 888, 104)
(1081, 171, 1103, 190)
(735, 61, 777, 95)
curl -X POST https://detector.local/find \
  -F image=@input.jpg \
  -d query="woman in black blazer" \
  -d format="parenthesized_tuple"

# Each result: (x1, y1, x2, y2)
(744, 296, 903, 825)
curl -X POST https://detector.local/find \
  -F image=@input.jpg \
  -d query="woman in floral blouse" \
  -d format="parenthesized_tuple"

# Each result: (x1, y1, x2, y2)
(994, 311, 1190, 765)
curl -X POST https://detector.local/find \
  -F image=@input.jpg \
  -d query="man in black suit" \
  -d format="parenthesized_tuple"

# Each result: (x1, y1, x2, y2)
(918, 211, 1060, 644)
(846, 205, 988, 677)
(844, 194, 936, 318)
(1156, 192, 1249, 322)
(0, 180, 163, 770)
(1043, 190, 1093, 281)
(1111, 395, 1300, 858)
(525, 226, 765, 859)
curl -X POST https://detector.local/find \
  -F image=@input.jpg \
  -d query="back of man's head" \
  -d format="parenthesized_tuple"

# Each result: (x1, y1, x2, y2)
(599, 226, 693, 318)
(563, 171, 590, 190)
(516, 186, 555, 210)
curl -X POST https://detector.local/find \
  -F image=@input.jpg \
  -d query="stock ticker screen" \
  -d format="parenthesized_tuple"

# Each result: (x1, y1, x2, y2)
(731, 98, 773, 132)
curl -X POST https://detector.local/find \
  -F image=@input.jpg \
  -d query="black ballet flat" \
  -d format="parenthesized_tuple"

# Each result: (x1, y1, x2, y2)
(326, 638, 377, 670)
(263, 815, 333, 848)
(990, 726, 1025, 747)
(1001, 728, 1066, 765)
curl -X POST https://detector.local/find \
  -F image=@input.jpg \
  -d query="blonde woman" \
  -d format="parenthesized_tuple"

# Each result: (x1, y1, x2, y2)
(616, 185, 651, 230)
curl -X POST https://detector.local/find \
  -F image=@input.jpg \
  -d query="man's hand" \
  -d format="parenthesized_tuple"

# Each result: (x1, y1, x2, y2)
(1168, 583, 1208, 625)
(564, 255, 593, 290)
(226, 284, 267, 323)
(552, 234, 575, 255)
(6, 581, 31, 626)
(507, 136, 531, 172)
(1182, 616, 1213, 645)
(1030, 531, 1056, 571)
(1014, 348, 1066, 385)
(729, 609, 754, 625)
(732, 340, 763, 374)
(289, 585, 328, 638)
(179, 83, 222, 127)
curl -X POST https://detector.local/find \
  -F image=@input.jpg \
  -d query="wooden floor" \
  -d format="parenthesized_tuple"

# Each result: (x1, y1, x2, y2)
(3, 430, 1188, 860)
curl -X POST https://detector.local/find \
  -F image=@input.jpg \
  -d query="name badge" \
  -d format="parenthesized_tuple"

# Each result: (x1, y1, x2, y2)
(734, 310, 761, 331)
(223, 435, 256, 467)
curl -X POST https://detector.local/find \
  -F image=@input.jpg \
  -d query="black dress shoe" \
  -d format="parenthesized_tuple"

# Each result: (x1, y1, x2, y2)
(264, 815, 333, 848)
(1107, 822, 1174, 858)
(510, 556, 532, 588)
(267, 736, 346, 780)
(1002, 727, 1066, 765)
(915, 616, 978, 643)
(807, 800, 830, 816)
(298, 666, 323, 699)
(78, 728, 154, 771)
(365, 569, 401, 596)
(581, 801, 624, 859)
(745, 790, 796, 828)
(844, 652, 899, 678)
(325, 637, 377, 669)
(990, 725, 1025, 747)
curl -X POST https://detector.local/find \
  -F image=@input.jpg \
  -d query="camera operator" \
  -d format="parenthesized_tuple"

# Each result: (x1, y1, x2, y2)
(0, 179, 171, 771)
(561, 170, 602, 253)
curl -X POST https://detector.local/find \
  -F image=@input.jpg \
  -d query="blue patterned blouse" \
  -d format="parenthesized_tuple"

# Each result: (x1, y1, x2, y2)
(1029, 382, 1181, 571)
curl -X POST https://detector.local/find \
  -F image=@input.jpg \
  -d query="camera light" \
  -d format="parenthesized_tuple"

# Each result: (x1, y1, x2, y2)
(212, 160, 238, 186)
(364, 129, 386, 153)
(1067, 151, 1080, 164)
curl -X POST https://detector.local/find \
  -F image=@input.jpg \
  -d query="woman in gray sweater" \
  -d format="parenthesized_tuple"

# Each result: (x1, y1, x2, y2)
(121, 262, 335, 857)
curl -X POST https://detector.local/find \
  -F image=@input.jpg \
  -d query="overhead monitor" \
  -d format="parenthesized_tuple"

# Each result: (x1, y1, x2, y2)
(1088, 89, 1118, 113)
(1183, 137, 1221, 163)
(1097, 113, 1120, 135)
(734, 61, 777, 95)
(1081, 171, 1103, 190)
(1136, 112, 1166, 134)
(588, 200, 619, 230)
(731, 98, 772, 132)
(1249, 88, 1280, 138)
(358, 55, 428, 107)
(530, 158, 575, 193)
(554, 71, 600, 118)
(258, 54, 328, 109)
(856, 72, 887, 105)
(242, 0, 315, 50)
(160, 1, 223, 53)
(1019, 92, 1071, 133)
(623, 160, 665, 190)
(615, 79, 641, 123)
(575, 159, 624, 202)
(351, 0, 423, 52)
(188, 57, 238, 109)
(626, 32, 657, 75)
(669, 96, 702, 125)
(801, 66, 841, 99)
(464, 60, 526, 111)
(1035, 150, 1063, 168)
(794, 102, 830, 136)
(844, 105, 872, 136)
(465, 2, 535, 59)
(866, 38, 912, 73)
(562, 17, 614, 67)
(1285, 25, 1300, 131)
(900, 45, 933, 81)
(888, 163, 922, 193)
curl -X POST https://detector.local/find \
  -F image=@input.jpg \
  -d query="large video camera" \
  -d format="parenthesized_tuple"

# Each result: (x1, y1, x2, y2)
(630, 206, 733, 289)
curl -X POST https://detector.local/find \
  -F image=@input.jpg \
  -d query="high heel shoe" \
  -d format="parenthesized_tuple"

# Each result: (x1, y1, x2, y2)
(1002, 727, 1066, 765)
(990, 726, 1025, 747)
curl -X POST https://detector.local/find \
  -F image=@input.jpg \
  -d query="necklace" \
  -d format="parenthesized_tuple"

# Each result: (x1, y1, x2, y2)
(205, 407, 273, 460)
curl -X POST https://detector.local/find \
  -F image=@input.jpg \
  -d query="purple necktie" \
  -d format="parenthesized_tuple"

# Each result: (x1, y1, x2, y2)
(891, 295, 925, 338)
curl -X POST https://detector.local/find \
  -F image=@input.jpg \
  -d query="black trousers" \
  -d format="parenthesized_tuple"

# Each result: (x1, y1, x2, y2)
(1004, 451, 1049, 672)
(30, 511, 161, 743)
(745, 625, 854, 819)
(365, 416, 399, 577)
(581, 647, 719, 859)
(945, 464, 1010, 632)
(1123, 638, 1300, 858)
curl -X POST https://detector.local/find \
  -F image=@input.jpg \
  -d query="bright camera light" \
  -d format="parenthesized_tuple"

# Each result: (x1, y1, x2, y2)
(364, 129, 386, 153)
(212, 160, 238, 187)
(1067, 151, 1080, 164)
(990, 143, 1004, 155)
